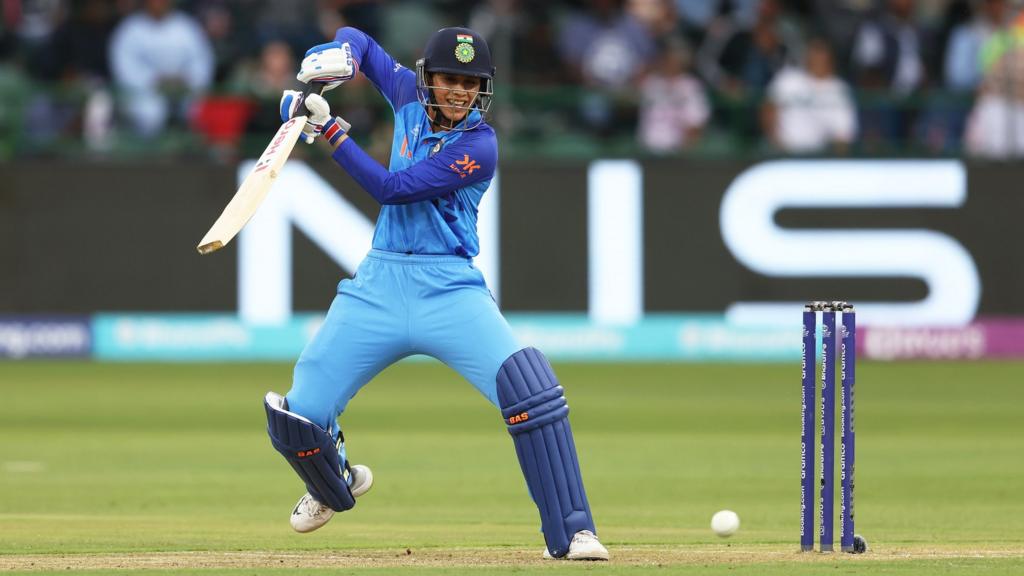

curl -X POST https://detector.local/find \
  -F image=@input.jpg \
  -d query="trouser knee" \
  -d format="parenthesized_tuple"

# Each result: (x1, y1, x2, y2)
(286, 357, 341, 429)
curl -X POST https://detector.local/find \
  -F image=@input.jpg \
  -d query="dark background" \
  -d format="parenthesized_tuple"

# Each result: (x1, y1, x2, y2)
(2, 159, 1021, 314)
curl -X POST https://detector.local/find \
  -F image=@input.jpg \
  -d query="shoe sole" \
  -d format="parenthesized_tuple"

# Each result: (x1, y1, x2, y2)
(566, 552, 609, 561)
(542, 549, 610, 561)
(291, 516, 332, 534)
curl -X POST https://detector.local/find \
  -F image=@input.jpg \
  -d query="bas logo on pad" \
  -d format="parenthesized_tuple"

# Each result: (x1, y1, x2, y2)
(508, 412, 529, 425)
(296, 448, 321, 458)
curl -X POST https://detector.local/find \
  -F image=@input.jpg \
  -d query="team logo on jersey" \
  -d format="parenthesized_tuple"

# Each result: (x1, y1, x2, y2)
(430, 141, 443, 157)
(455, 43, 475, 64)
(449, 154, 480, 178)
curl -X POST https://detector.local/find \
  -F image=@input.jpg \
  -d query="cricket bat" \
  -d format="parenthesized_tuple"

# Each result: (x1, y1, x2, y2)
(196, 85, 320, 255)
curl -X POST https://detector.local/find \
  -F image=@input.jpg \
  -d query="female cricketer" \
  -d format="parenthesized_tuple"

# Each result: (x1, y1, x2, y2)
(262, 26, 607, 560)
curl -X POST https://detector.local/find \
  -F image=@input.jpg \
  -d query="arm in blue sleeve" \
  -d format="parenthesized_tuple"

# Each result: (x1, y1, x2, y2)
(331, 133, 497, 205)
(335, 27, 418, 110)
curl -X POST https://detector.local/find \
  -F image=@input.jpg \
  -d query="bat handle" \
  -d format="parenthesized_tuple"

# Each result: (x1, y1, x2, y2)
(301, 82, 326, 115)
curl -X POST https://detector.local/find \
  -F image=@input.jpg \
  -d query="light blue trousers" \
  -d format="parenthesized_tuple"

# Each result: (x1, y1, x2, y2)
(285, 249, 521, 429)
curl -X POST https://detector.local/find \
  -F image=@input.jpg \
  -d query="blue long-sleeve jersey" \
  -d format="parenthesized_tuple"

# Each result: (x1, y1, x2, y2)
(330, 27, 496, 257)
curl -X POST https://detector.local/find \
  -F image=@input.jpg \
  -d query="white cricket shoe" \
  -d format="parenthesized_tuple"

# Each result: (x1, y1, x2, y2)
(541, 530, 609, 561)
(290, 493, 333, 533)
(289, 464, 373, 533)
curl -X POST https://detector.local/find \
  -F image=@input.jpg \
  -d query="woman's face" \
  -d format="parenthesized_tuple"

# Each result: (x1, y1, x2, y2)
(430, 73, 481, 124)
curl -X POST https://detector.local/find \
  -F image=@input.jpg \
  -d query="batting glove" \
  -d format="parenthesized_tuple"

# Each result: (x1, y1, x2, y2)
(302, 93, 350, 145)
(296, 41, 354, 92)
(279, 91, 349, 145)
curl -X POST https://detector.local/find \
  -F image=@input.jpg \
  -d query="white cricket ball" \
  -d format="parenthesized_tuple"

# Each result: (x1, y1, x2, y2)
(711, 510, 740, 537)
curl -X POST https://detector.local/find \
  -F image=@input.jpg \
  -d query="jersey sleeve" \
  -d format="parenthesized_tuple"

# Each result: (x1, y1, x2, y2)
(331, 131, 497, 205)
(335, 27, 418, 111)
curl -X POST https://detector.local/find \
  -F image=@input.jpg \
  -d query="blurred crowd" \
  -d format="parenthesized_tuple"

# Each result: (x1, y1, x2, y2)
(3, 0, 1024, 160)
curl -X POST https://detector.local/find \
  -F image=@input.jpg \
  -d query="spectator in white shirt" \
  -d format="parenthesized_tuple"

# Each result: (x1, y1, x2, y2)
(637, 37, 710, 153)
(109, 0, 214, 137)
(964, 24, 1024, 159)
(762, 37, 857, 154)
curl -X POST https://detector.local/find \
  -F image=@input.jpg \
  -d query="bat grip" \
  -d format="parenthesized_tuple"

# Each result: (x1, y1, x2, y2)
(301, 82, 326, 115)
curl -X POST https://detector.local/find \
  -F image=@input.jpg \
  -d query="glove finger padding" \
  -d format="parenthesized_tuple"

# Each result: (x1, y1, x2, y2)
(280, 90, 305, 122)
(280, 90, 317, 143)
(299, 93, 332, 144)
(297, 41, 354, 89)
(303, 93, 331, 121)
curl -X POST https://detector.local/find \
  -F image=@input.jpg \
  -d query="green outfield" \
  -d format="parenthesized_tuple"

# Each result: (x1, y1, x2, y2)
(1, 360, 1022, 574)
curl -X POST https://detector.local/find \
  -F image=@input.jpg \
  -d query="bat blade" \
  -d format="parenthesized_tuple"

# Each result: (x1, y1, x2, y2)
(196, 116, 307, 255)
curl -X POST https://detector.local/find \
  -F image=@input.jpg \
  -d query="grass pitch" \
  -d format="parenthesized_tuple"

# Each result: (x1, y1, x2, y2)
(1, 360, 1023, 574)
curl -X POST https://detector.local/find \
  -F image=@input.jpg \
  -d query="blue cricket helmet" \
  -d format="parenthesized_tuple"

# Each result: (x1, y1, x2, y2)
(416, 27, 495, 125)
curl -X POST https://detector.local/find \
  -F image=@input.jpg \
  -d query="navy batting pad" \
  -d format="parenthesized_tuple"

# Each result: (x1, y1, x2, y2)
(264, 392, 355, 512)
(497, 348, 595, 558)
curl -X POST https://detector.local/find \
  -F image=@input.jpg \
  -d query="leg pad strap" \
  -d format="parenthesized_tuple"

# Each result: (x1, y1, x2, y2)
(264, 392, 355, 512)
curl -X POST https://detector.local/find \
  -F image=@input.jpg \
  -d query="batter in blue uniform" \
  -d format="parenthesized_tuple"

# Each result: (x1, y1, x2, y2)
(263, 27, 607, 561)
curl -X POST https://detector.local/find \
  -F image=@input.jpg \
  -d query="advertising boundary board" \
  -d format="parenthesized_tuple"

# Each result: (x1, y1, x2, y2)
(78, 313, 1024, 362)
(0, 316, 91, 359)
